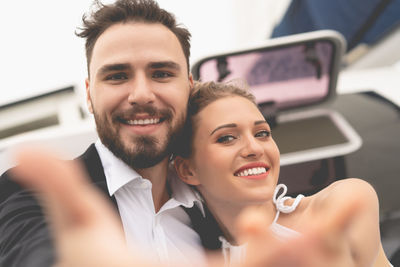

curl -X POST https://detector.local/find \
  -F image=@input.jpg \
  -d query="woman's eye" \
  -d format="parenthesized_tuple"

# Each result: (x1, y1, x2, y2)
(255, 130, 271, 138)
(217, 135, 236, 144)
(106, 73, 128, 81)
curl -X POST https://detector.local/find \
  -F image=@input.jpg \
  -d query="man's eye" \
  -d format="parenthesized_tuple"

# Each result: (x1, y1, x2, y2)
(106, 73, 128, 81)
(217, 135, 236, 144)
(255, 130, 271, 138)
(152, 71, 173, 79)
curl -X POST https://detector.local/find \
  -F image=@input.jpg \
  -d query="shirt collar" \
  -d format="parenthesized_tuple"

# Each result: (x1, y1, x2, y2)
(94, 139, 205, 215)
(167, 167, 205, 216)
(95, 140, 142, 196)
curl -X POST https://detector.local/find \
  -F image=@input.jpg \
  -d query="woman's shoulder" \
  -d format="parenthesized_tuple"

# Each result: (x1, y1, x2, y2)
(304, 178, 380, 231)
(323, 178, 376, 192)
(310, 178, 378, 209)
(278, 179, 379, 229)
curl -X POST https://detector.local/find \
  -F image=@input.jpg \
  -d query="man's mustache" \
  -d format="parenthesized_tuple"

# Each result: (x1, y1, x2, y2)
(112, 104, 173, 122)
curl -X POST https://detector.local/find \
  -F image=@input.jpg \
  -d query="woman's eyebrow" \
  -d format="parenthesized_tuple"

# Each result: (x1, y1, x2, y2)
(210, 123, 237, 136)
(255, 120, 268, 125)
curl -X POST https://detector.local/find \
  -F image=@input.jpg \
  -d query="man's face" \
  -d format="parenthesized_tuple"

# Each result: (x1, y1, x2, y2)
(86, 22, 192, 169)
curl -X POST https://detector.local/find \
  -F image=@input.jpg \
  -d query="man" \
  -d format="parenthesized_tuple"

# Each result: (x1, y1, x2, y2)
(0, 0, 206, 266)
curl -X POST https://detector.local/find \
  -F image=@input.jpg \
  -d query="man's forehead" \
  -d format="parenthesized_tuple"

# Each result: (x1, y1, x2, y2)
(90, 22, 187, 75)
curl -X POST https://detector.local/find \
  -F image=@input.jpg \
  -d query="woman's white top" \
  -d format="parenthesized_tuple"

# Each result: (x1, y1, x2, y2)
(218, 184, 394, 267)
(219, 184, 304, 266)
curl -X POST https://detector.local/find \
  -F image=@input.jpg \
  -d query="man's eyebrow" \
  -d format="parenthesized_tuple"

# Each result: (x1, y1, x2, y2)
(97, 63, 130, 76)
(210, 123, 237, 136)
(149, 61, 181, 71)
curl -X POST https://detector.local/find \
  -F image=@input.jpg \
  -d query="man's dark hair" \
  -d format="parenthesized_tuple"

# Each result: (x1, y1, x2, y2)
(76, 0, 191, 76)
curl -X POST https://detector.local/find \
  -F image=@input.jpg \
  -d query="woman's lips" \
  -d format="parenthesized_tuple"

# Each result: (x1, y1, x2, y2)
(234, 162, 270, 179)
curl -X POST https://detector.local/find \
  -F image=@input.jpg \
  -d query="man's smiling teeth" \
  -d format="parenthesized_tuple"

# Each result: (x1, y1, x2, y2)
(236, 167, 267, 177)
(126, 118, 160, 125)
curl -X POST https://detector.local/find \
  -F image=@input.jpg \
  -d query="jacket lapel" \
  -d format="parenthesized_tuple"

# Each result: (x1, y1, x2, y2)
(76, 144, 119, 210)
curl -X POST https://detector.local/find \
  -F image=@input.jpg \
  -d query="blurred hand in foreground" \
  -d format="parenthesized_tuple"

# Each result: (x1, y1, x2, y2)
(13, 148, 152, 267)
(12, 148, 386, 267)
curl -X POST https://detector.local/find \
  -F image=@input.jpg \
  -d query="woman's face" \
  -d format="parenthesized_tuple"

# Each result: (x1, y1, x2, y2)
(179, 96, 280, 207)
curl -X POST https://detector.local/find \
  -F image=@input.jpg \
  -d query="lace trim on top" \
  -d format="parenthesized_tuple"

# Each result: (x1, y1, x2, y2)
(272, 184, 304, 224)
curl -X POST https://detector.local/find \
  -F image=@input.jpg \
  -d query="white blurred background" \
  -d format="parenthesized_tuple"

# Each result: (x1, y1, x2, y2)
(0, 0, 290, 106)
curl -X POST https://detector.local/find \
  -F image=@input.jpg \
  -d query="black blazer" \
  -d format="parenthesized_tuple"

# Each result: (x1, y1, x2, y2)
(0, 144, 117, 267)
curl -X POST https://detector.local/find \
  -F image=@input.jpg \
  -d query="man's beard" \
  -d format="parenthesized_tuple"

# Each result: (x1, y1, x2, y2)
(93, 105, 185, 169)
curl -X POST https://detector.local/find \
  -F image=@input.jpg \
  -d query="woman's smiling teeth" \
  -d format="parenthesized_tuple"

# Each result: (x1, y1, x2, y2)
(235, 167, 268, 177)
(126, 118, 160, 125)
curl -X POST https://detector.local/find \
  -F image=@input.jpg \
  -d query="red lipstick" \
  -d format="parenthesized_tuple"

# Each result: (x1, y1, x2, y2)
(234, 162, 270, 180)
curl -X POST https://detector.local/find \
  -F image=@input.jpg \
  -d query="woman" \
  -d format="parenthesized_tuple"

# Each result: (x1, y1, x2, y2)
(174, 81, 392, 266)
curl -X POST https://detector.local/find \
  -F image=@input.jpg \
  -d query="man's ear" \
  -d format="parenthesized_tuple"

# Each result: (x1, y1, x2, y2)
(188, 73, 194, 89)
(174, 156, 200, 186)
(85, 78, 94, 114)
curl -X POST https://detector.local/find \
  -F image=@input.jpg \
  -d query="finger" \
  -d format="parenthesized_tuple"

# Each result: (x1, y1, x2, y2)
(321, 195, 363, 233)
(12, 147, 120, 229)
(235, 207, 273, 266)
(305, 195, 364, 259)
(235, 207, 342, 267)
(235, 206, 274, 244)
(236, 207, 305, 267)
(204, 252, 225, 267)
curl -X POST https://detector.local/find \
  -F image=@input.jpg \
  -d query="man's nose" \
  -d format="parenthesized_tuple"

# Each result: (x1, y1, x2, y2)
(127, 74, 156, 105)
(240, 135, 263, 159)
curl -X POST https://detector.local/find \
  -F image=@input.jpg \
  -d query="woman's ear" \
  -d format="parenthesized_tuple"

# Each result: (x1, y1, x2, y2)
(174, 156, 200, 186)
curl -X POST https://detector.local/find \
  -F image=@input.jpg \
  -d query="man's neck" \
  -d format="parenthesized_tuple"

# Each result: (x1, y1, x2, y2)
(136, 158, 170, 212)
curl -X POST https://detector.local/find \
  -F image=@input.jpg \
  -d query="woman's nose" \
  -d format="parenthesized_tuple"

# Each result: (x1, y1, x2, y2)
(240, 135, 263, 159)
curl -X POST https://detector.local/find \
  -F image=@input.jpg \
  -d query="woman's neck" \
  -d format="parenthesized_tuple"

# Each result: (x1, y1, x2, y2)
(205, 199, 276, 245)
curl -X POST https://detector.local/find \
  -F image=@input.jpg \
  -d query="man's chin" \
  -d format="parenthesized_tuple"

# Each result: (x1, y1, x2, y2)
(119, 134, 165, 152)
(119, 129, 165, 146)
(116, 138, 170, 169)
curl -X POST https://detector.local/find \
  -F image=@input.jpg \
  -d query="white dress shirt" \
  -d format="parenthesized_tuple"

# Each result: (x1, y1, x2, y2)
(95, 140, 207, 266)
